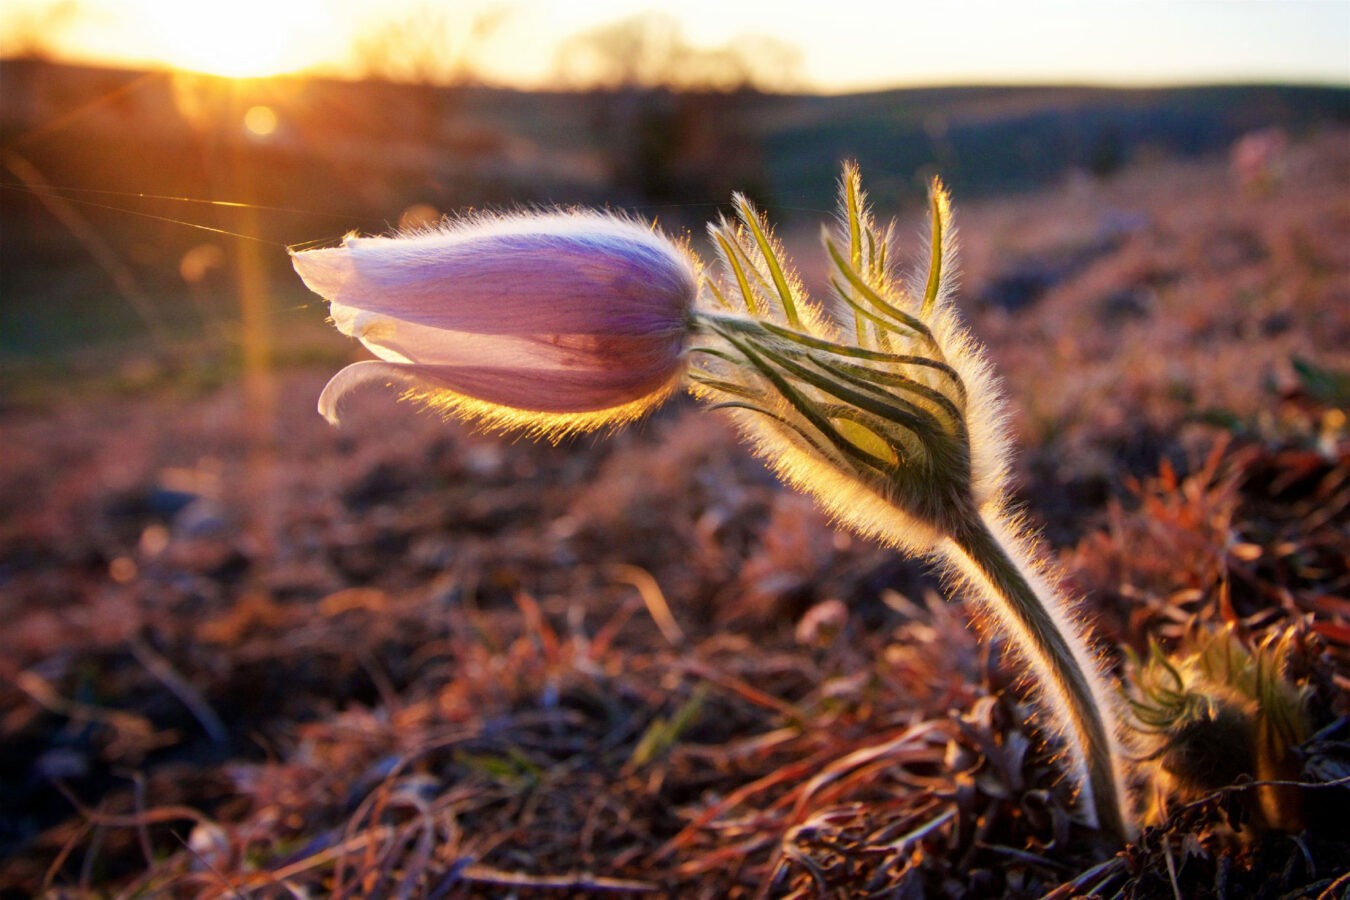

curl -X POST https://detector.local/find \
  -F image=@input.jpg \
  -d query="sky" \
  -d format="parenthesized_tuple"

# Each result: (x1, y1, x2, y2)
(2, 0, 1347, 92)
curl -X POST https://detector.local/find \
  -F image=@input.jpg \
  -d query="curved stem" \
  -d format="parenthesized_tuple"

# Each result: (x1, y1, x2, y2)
(943, 513, 1131, 845)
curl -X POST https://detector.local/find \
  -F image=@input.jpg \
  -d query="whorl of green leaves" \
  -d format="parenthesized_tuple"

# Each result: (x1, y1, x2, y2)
(689, 166, 978, 546)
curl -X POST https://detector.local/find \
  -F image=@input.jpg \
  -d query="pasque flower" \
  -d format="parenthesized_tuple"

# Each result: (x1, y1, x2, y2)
(292, 211, 698, 437)
(687, 166, 1134, 842)
(296, 170, 1136, 844)
(1125, 625, 1309, 831)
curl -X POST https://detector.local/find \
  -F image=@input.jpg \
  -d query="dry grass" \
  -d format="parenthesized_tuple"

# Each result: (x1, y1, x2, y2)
(2, 132, 1348, 898)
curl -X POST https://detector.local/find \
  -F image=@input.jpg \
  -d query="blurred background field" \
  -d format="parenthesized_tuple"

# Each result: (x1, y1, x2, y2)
(2, 3, 1349, 896)
(4, 59, 1349, 363)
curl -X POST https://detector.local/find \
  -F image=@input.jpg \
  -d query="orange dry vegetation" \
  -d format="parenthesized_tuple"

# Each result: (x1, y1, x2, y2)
(1, 132, 1347, 897)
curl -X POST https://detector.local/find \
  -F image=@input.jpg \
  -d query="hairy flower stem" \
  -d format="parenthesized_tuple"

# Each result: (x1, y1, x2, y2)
(685, 167, 1136, 841)
(943, 513, 1129, 844)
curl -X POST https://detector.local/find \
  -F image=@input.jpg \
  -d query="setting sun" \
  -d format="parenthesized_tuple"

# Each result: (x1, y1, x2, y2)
(115, 0, 329, 77)
(3, 0, 1345, 90)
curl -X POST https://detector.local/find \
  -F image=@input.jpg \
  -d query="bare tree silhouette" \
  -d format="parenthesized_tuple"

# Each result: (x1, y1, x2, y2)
(554, 12, 801, 92)
(1, 0, 84, 60)
(553, 14, 800, 215)
(348, 3, 510, 85)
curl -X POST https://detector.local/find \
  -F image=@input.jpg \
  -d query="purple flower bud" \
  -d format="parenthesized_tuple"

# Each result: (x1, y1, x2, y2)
(292, 212, 698, 434)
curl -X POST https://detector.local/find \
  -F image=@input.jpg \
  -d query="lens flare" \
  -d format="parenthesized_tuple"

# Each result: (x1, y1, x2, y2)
(243, 105, 277, 137)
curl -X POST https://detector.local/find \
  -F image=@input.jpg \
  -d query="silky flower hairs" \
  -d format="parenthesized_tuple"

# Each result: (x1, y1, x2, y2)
(292, 166, 1134, 843)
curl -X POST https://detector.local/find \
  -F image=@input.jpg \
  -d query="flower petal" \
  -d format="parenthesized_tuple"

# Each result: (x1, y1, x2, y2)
(328, 302, 677, 373)
(410, 361, 678, 412)
(292, 215, 695, 337)
(317, 360, 416, 424)
(316, 356, 681, 426)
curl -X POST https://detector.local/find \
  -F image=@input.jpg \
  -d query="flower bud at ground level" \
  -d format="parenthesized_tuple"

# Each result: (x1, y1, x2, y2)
(1125, 626, 1310, 831)
(292, 211, 698, 437)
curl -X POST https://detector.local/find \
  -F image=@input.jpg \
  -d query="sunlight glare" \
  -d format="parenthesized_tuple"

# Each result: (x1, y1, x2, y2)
(132, 0, 326, 77)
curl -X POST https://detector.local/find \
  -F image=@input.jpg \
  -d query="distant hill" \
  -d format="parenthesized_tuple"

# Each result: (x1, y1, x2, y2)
(424, 80, 1350, 215)
(4, 59, 1347, 216)
(743, 84, 1350, 212)
(2, 59, 1347, 356)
